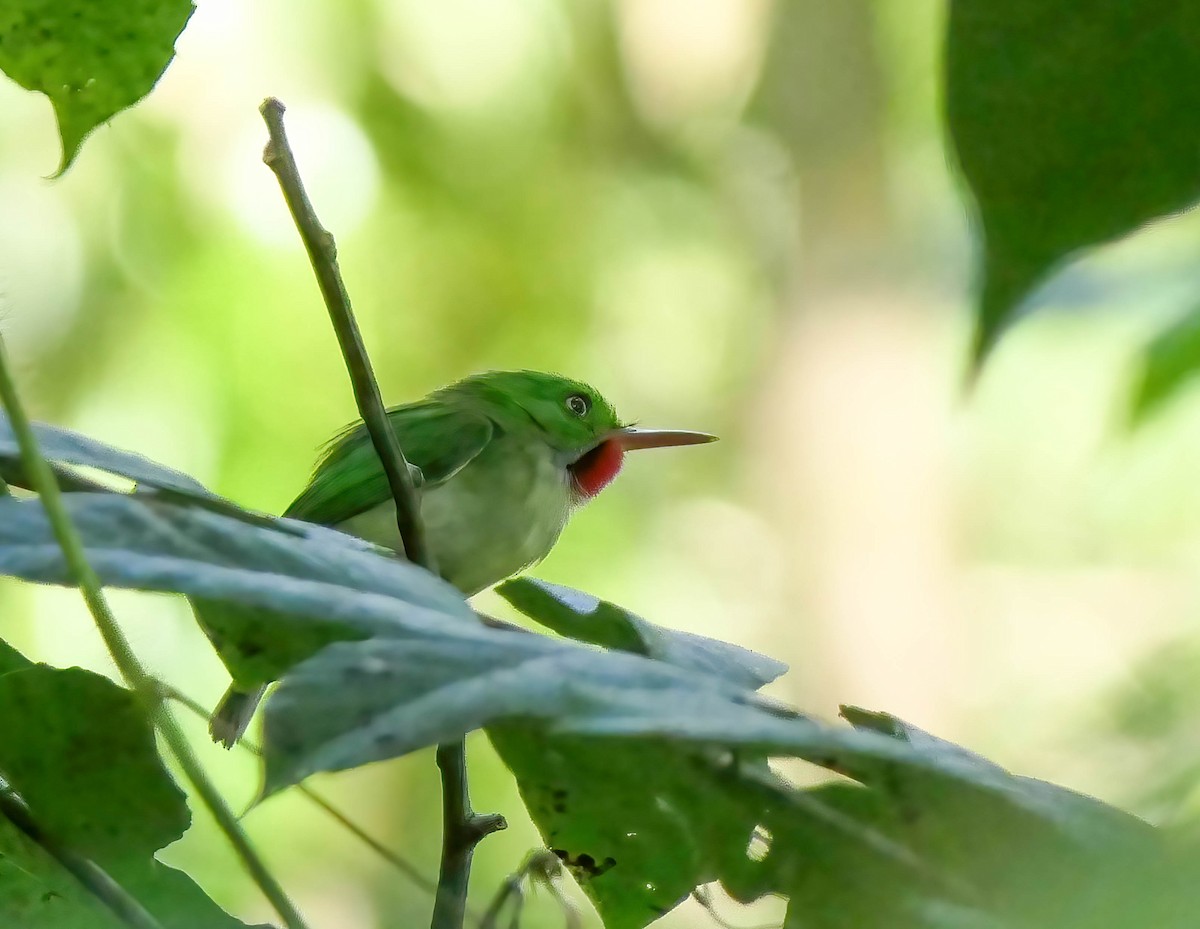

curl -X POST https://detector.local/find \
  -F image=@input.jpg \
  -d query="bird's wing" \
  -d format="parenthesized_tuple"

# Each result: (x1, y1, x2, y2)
(284, 403, 494, 526)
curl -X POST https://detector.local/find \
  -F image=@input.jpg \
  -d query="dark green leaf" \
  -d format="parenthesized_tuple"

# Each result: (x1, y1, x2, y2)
(1130, 305, 1200, 424)
(0, 0, 195, 172)
(490, 729, 770, 929)
(0, 637, 32, 677)
(0, 663, 251, 927)
(945, 1, 1200, 363)
(0, 668, 186, 857)
(497, 577, 786, 689)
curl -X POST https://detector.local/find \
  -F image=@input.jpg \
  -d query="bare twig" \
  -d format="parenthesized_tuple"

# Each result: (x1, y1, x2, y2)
(257, 97, 431, 569)
(0, 787, 164, 929)
(0, 336, 309, 929)
(258, 96, 505, 929)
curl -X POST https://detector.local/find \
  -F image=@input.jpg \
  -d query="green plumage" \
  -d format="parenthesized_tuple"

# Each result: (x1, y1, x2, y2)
(286, 371, 621, 594)
(206, 371, 624, 745)
(207, 370, 713, 744)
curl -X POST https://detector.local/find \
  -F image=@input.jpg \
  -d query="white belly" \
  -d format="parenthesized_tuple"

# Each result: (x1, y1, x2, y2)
(335, 439, 572, 596)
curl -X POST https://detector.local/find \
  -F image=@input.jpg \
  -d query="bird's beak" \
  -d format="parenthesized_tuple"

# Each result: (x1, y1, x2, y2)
(611, 427, 718, 451)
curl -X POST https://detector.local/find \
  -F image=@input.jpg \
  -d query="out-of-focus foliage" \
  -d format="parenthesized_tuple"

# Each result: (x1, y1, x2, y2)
(946, 0, 1200, 364)
(0, 0, 193, 172)
(1129, 304, 1200, 425)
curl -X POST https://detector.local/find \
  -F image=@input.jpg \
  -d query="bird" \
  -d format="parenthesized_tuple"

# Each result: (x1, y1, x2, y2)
(208, 369, 716, 746)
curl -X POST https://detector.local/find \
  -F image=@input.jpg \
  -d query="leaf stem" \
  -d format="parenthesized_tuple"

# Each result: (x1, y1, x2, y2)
(258, 96, 505, 929)
(0, 787, 165, 929)
(0, 336, 310, 929)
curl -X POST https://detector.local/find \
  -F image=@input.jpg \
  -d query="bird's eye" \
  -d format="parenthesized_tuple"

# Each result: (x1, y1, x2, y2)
(566, 394, 591, 416)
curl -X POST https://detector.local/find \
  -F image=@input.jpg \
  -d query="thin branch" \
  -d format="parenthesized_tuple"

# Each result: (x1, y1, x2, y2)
(160, 683, 441, 899)
(0, 336, 309, 929)
(257, 97, 431, 570)
(433, 745, 507, 928)
(0, 788, 164, 929)
(258, 96, 505, 929)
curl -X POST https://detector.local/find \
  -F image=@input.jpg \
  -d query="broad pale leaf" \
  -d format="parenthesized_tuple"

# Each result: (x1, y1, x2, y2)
(259, 633, 788, 795)
(0, 493, 473, 685)
(840, 706, 1153, 853)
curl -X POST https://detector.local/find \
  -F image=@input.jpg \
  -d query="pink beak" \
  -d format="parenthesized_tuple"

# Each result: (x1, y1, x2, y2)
(611, 427, 718, 450)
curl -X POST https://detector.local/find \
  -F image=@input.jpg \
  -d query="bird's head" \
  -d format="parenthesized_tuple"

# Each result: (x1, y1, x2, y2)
(450, 370, 716, 502)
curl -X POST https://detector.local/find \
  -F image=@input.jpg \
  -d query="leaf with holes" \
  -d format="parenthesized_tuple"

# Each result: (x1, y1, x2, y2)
(260, 630, 920, 925)
(491, 728, 776, 929)
(0, 0, 195, 172)
(257, 626, 1006, 925)
(945, 1, 1200, 363)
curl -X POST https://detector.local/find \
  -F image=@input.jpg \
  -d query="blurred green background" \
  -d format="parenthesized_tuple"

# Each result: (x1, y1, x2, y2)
(4, 0, 1200, 925)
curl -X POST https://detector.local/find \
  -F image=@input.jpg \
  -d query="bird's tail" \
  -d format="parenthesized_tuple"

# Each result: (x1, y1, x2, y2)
(210, 684, 267, 748)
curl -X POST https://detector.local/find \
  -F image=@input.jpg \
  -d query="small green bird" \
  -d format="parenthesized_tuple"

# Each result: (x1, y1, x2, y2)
(210, 369, 715, 745)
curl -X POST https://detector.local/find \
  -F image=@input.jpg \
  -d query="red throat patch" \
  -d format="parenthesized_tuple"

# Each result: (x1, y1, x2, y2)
(570, 439, 625, 500)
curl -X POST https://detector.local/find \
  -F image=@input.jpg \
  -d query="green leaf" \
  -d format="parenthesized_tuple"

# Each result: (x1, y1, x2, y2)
(0, 0, 195, 173)
(945, 1, 1200, 364)
(0, 637, 33, 677)
(259, 586, 1162, 927)
(0, 660, 252, 927)
(497, 577, 787, 689)
(1130, 305, 1200, 424)
(261, 625, 920, 926)
(0, 493, 473, 686)
(0, 668, 186, 858)
(491, 729, 772, 929)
